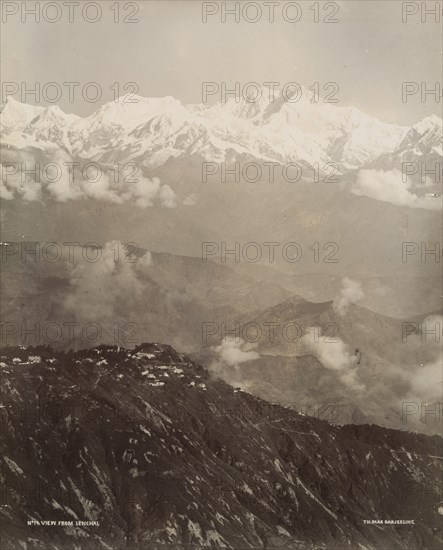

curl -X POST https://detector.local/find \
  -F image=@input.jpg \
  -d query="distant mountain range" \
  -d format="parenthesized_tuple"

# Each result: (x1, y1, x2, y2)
(1, 343, 442, 549)
(1, 92, 441, 174)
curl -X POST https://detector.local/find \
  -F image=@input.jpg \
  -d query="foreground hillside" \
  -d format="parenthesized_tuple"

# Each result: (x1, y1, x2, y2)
(1, 344, 442, 549)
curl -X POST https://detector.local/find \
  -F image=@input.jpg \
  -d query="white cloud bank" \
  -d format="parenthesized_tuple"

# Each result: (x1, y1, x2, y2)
(302, 331, 365, 393)
(1, 153, 177, 208)
(333, 277, 364, 316)
(352, 169, 441, 210)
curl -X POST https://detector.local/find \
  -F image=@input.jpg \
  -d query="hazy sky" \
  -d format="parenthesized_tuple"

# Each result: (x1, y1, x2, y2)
(1, 0, 442, 125)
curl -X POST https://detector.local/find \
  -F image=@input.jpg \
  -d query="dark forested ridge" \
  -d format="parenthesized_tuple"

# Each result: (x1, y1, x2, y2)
(1, 343, 442, 549)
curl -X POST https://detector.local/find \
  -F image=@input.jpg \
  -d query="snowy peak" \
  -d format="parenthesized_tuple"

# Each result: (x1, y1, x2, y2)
(88, 94, 187, 131)
(0, 96, 44, 132)
(368, 112, 442, 171)
(412, 113, 443, 135)
(24, 106, 80, 144)
(401, 114, 442, 148)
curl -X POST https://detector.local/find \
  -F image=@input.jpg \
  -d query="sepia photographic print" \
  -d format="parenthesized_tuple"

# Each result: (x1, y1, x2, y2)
(0, 1, 442, 549)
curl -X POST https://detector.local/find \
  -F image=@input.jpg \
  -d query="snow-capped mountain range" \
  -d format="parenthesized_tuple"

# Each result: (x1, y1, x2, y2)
(1, 89, 441, 172)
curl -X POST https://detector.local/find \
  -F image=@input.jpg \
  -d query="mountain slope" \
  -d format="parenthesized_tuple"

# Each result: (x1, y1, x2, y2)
(0, 244, 291, 353)
(196, 296, 443, 436)
(1, 343, 442, 549)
